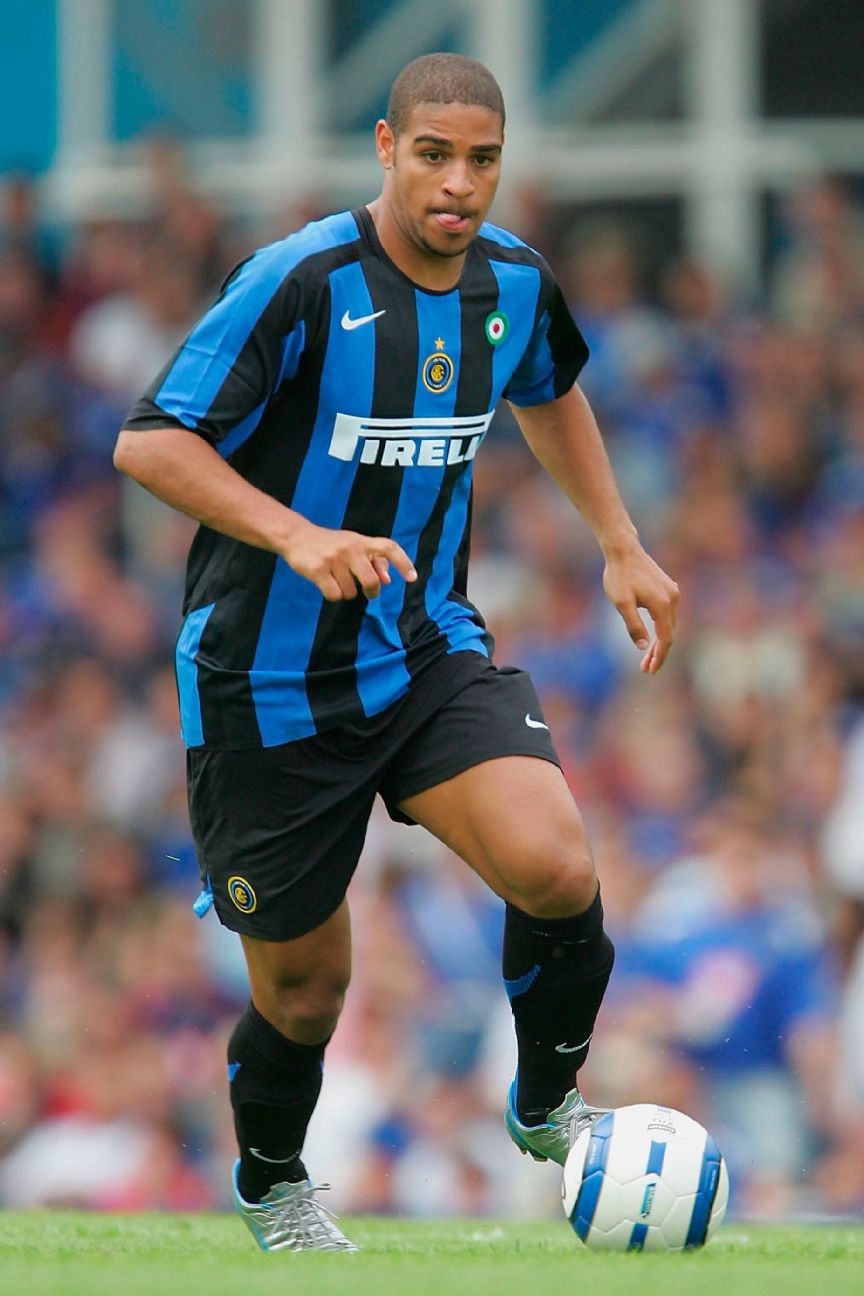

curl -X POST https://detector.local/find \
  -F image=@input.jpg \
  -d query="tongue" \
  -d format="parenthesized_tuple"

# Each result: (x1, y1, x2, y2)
(438, 213, 463, 228)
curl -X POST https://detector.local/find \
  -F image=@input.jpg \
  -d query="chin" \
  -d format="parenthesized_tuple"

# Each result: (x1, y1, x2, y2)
(434, 241, 471, 259)
(420, 229, 474, 259)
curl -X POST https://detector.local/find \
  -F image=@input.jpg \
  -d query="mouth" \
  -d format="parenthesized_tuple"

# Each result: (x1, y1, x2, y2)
(432, 210, 474, 234)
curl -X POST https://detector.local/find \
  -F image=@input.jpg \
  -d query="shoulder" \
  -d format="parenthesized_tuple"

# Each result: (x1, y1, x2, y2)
(474, 222, 559, 309)
(263, 209, 363, 269)
(475, 221, 551, 273)
(222, 210, 364, 295)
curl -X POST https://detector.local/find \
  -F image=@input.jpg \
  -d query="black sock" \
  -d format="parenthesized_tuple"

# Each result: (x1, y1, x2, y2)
(503, 890, 615, 1125)
(228, 1001, 327, 1203)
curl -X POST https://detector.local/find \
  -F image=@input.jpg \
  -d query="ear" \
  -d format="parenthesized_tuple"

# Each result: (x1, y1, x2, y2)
(375, 119, 396, 170)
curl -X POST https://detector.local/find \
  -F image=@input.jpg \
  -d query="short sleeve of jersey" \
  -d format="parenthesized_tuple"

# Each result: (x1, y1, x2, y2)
(124, 245, 308, 451)
(504, 267, 589, 408)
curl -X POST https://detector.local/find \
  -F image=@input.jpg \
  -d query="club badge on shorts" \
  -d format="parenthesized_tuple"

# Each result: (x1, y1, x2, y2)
(485, 311, 509, 345)
(228, 875, 257, 913)
(422, 337, 454, 393)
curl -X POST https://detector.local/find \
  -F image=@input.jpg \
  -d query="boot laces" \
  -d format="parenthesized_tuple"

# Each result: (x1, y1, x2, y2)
(268, 1183, 354, 1250)
(566, 1101, 610, 1148)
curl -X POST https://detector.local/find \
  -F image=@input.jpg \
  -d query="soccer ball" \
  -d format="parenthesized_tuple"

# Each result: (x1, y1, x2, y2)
(562, 1104, 729, 1252)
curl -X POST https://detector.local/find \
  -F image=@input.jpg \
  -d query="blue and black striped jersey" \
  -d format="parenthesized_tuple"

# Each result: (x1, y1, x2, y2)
(126, 207, 588, 748)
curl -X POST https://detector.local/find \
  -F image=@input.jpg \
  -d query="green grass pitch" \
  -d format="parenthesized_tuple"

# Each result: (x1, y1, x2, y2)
(1, 1213, 862, 1296)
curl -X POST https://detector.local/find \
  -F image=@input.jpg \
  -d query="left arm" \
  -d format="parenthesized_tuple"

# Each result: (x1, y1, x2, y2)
(511, 383, 679, 674)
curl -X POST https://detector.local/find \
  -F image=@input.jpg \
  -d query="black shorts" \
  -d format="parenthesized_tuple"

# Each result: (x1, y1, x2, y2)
(187, 651, 560, 941)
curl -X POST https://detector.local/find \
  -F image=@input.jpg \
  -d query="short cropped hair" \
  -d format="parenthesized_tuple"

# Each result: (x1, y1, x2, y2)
(386, 53, 505, 135)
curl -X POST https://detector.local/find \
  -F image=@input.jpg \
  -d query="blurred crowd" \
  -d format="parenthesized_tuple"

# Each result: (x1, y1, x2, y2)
(1, 152, 864, 1221)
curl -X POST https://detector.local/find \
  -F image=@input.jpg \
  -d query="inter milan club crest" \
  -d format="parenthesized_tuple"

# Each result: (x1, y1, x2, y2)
(422, 338, 455, 393)
(227, 875, 257, 913)
(485, 311, 509, 345)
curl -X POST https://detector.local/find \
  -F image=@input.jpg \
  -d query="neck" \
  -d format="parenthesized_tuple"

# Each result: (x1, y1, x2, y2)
(367, 198, 466, 292)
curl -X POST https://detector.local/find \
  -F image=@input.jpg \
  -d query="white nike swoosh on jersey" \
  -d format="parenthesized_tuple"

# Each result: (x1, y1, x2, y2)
(250, 1147, 302, 1164)
(525, 713, 549, 730)
(341, 309, 386, 330)
(555, 1033, 593, 1053)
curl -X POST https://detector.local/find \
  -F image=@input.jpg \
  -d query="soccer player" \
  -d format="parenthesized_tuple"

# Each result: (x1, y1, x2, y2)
(115, 53, 678, 1251)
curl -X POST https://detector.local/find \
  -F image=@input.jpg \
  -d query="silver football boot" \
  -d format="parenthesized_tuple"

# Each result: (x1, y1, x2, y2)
(505, 1078, 611, 1166)
(232, 1160, 358, 1253)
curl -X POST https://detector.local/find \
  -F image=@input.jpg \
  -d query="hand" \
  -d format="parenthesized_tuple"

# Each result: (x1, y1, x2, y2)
(602, 544, 679, 674)
(283, 520, 417, 602)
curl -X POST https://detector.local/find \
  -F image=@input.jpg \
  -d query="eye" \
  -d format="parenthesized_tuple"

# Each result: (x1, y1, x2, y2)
(473, 155, 494, 168)
(422, 150, 444, 164)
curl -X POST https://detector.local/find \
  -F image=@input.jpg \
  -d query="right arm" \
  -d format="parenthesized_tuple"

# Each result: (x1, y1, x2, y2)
(113, 426, 416, 601)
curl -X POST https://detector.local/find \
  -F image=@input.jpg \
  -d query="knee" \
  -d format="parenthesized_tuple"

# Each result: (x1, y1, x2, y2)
(509, 835, 597, 919)
(262, 968, 351, 1044)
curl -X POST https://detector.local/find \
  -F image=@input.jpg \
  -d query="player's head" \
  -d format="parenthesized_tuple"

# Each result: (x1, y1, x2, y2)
(375, 53, 505, 261)
(386, 53, 505, 137)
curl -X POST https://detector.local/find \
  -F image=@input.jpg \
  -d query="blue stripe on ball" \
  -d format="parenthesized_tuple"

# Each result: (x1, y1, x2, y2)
(572, 1111, 614, 1241)
(646, 1138, 667, 1177)
(628, 1223, 648, 1251)
(684, 1133, 723, 1249)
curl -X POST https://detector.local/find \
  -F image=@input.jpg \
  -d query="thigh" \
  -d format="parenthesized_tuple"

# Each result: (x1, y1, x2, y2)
(381, 663, 561, 818)
(187, 738, 378, 942)
(398, 754, 593, 906)
(383, 665, 595, 905)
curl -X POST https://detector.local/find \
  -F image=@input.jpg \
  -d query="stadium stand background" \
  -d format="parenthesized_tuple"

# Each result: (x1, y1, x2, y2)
(1, 0, 864, 1218)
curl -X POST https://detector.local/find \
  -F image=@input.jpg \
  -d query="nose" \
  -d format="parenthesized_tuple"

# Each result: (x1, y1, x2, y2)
(442, 161, 474, 199)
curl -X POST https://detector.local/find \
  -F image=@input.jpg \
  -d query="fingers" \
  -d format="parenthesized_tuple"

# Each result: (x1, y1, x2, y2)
(353, 555, 385, 600)
(318, 570, 347, 603)
(619, 600, 651, 651)
(342, 543, 413, 600)
(639, 636, 670, 675)
(306, 533, 416, 602)
(638, 577, 679, 673)
(327, 562, 360, 601)
(371, 555, 391, 585)
(605, 558, 679, 673)
(645, 602, 675, 672)
(640, 636, 668, 675)
(371, 538, 417, 585)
